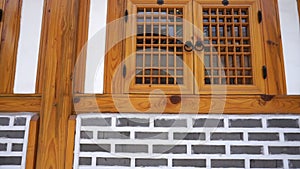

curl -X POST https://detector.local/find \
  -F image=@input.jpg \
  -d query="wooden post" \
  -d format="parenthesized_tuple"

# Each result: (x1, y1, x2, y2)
(65, 115, 77, 169)
(35, 0, 79, 168)
(261, 0, 287, 95)
(26, 115, 40, 169)
(73, 0, 90, 94)
(103, 0, 126, 94)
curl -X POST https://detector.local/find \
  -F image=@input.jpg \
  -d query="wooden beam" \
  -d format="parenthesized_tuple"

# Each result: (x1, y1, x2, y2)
(0, 0, 22, 93)
(65, 115, 77, 169)
(36, 0, 79, 168)
(0, 94, 41, 112)
(26, 115, 40, 169)
(73, 94, 300, 114)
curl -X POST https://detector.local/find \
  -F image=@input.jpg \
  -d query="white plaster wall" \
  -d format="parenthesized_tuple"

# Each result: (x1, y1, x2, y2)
(84, 0, 108, 94)
(13, 0, 44, 93)
(278, 0, 300, 95)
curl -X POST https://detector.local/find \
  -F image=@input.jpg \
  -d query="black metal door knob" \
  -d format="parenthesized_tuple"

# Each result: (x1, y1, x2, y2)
(194, 40, 204, 52)
(184, 41, 194, 52)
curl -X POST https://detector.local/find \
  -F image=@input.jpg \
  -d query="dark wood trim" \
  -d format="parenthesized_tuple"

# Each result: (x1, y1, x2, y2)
(0, 0, 22, 93)
(73, 94, 300, 114)
(0, 94, 41, 112)
(36, 0, 79, 168)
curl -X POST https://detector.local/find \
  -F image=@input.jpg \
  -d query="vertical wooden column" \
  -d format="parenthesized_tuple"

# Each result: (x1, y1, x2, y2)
(261, 0, 287, 95)
(65, 115, 77, 169)
(0, 0, 5, 45)
(73, 0, 90, 94)
(26, 115, 40, 169)
(103, 0, 126, 94)
(35, 0, 51, 94)
(0, 0, 22, 93)
(298, 0, 300, 23)
(36, 0, 79, 168)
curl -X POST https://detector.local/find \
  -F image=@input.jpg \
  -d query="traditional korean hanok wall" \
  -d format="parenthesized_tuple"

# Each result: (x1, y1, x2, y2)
(74, 113, 300, 169)
(0, 114, 34, 168)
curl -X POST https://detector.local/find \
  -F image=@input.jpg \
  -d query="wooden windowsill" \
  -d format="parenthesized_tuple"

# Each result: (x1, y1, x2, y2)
(0, 94, 41, 112)
(0, 94, 300, 114)
(73, 94, 300, 114)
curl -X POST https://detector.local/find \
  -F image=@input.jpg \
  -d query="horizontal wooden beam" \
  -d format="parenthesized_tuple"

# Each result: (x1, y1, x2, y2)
(1, 94, 300, 114)
(73, 94, 300, 114)
(0, 94, 41, 112)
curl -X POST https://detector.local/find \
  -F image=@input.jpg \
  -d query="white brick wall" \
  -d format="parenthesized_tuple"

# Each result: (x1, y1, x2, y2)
(74, 114, 300, 169)
(0, 113, 34, 169)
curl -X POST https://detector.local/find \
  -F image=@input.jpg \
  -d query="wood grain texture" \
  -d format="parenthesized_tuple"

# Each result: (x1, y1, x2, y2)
(298, 0, 300, 22)
(65, 115, 77, 169)
(0, 0, 6, 47)
(35, 0, 50, 93)
(0, 94, 41, 112)
(0, 0, 22, 93)
(103, 0, 126, 94)
(35, 0, 79, 168)
(26, 115, 40, 169)
(73, 0, 90, 94)
(73, 94, 300, 114)
(261, 0, 287, 95)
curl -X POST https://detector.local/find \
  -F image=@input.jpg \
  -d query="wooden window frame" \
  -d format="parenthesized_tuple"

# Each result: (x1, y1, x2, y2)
(123, 0, 266, 95)
(194, 0, 266, 94)
(75, 0, 286, 95)
(71, 0, 294, 111)
(104, 0, 286, 95)
(124, 0, 194, 94)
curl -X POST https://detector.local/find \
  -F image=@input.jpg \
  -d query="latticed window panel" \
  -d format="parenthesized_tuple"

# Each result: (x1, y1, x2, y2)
(126, 0, 265, 94)
(202, 7, 253, 85)
(135, 7, 185, 85)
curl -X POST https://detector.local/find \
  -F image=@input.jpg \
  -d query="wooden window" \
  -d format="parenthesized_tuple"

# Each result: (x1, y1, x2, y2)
(125, 1, 193, 94)
(124, 0, 266, 94)
(194, 0, 265, 94)
(201, 7, 254, 86)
